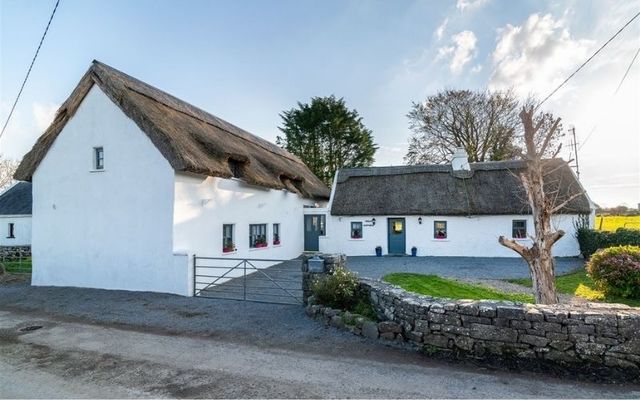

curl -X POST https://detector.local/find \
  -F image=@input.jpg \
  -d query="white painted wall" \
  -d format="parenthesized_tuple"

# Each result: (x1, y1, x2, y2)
(0, 215, 31, 246)
(31, 85, 191, 295)
(173, 173, 319, 291)
(319, 214, 583, 257)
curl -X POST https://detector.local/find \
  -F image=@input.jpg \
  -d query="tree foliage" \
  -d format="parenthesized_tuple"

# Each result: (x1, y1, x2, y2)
(405, 89, 563, 165)
(277, 96, 377, 186)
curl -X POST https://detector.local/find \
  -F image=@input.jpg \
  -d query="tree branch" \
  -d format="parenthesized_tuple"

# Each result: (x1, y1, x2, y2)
(498, 236, 532, 260)
(550, 190, 586, 214)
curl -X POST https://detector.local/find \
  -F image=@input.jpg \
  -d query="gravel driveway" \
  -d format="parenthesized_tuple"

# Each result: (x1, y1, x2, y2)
(347, 256, 584, 280)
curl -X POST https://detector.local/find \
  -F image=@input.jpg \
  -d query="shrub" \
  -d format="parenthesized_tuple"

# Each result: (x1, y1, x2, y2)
(576, 227, 640, 258)
(586, 245, 640, 299)
(311, 266, 360, 309)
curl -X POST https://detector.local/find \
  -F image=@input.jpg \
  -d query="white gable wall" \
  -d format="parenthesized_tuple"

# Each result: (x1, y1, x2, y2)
(31, 85, 190, 295)
(0, 215, 31, 246)
(319, 214, 582, 257)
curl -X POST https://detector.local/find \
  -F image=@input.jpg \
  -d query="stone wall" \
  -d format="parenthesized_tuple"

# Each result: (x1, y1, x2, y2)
(301, 253, 346, 305)
(303, 256, 640, 381)
(0, 245, 31, 261)
(362, 279, 640, 378)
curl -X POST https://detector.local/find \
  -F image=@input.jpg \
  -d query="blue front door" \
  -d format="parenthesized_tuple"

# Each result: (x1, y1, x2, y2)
(387, 218, 406, 255)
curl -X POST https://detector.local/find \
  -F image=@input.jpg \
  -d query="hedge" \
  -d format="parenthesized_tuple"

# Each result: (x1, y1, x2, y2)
(576, 228, 640, 258)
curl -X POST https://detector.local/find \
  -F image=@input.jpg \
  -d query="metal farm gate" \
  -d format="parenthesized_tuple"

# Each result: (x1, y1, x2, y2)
(193, 256, 303, 305)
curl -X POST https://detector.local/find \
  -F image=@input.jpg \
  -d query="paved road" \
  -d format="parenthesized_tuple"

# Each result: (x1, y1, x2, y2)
(1, 309, 637, 398)
(347, 256, 584, 279)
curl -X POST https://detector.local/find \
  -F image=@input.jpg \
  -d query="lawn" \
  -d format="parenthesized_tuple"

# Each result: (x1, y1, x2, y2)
(1, 258, 32, 274)
(595, 215, 640, 231)
(506, 268, 640, 307)
(383, 273, 534, 303)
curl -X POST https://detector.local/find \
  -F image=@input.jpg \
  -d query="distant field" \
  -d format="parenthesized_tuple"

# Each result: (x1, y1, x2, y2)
(595, 215, 640, 231)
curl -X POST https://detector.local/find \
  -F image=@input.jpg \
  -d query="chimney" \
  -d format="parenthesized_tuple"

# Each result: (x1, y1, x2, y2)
(451, 147, 470, 171)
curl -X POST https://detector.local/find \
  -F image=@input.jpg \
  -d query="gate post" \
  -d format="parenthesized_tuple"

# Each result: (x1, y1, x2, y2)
(301, 253, 346, 305)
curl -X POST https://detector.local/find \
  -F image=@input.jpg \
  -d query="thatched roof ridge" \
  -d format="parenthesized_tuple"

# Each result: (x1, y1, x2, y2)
(0, 182, 32, 215)
(15, 61, 330, 200)
(331, 159, 591, 216)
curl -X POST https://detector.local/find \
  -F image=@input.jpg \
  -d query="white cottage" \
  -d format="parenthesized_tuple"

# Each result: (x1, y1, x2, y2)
(14, 61, 330, 295)
(309, 151, 594, 257)
(0, 182, 32, 247)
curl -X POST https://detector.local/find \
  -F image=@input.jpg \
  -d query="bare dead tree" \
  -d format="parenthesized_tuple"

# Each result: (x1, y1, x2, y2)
(0, 155, 19, 191)
(498, 107, 583, 304)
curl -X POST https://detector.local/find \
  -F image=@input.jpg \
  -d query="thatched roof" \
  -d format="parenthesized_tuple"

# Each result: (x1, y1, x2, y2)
(14, 61, 330, 200)
(330, 159, 591, 216)
(0, 182, 32, 216)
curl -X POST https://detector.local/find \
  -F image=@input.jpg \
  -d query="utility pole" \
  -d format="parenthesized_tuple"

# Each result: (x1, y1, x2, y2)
(569, 126, 580, 180)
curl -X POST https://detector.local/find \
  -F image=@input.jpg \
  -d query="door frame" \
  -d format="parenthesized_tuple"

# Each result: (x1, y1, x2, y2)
(387, 217, 406, 255)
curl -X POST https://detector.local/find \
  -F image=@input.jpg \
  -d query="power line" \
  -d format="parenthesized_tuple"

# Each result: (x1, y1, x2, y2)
(0, 0, 61, 142)
(537, 11, 640, 109)
(579, 44, 640, 150)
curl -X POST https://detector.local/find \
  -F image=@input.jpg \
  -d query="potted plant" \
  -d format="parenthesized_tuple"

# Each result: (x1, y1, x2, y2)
(223, 239, 235, 253)
(255, 236, 268, 248)
(273, 233, 280, 246)
(375, 246, 382, 257)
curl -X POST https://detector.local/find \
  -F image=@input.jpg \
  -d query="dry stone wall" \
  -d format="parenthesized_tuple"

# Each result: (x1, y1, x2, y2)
(0, 245, 30, 260)
(362, 279, 640, 376)
(302, 255, 640, 381)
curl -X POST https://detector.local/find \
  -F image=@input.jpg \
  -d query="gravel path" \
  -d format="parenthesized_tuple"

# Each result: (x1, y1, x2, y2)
(347, 256, 583, 280)
(0, 282, 364, 355)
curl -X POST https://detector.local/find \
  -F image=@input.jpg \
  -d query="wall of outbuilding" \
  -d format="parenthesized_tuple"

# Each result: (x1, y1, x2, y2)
(319, 214, 583, 257)
(0, 215, 31, 246)
(30, 85, 191, 296)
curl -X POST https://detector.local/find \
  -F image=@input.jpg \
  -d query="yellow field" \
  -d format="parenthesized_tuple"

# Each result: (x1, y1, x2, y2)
(595, 215, 640, 231)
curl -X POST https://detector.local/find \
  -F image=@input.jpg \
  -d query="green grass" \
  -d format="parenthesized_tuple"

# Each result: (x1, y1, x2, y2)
(1, 258, 32, 273)
(506, 268, 640, 307)
(383, 273, 534, 303)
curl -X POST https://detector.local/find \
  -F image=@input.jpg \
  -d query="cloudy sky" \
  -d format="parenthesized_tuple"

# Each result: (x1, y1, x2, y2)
(1, 0, 639, 207)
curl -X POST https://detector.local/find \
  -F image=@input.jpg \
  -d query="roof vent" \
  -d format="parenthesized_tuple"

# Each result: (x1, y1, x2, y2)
(451, 147, 470, 171)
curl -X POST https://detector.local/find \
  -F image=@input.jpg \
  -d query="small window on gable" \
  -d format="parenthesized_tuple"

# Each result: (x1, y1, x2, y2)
(250, 224, 267, 248)
(94, 147, 104, 170)
(7, 223, 15, 239)
(273, 223, 280, 245)
(222, 224, 234, 253)
(512, 220, 527, 239)
(351, 221, 363, 239)
(434, 221, 447, 239)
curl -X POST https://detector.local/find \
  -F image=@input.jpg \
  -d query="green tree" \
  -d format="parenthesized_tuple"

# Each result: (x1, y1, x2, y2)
(277, 96, 377, 186)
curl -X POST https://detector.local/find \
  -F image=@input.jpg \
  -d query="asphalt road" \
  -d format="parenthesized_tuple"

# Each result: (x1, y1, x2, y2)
(1, 309, 638, 398)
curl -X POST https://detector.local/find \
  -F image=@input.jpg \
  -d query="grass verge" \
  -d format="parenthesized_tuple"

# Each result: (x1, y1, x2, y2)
(383, 273, 534, 303)
(506, 268, 640, 307)
(1, 258, 32, 273)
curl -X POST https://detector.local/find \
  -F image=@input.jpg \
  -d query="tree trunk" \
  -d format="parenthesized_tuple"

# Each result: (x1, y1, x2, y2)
(527, 246, 558, 304)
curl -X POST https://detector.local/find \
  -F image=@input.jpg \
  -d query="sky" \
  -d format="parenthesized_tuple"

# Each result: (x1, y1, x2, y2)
(1, 0, 639, 207)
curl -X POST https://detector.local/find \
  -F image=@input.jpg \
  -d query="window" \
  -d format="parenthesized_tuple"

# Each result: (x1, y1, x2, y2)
(7, 223, 15, 239)
(273, 223, 281, 245)
(512, 220, 527, 239)
(94, 147, 104, 170)
(222, 224, 234, 252)
(351, 221, 363, 239)
(434, 221, 447, 239)
(249, 224, 268, 248)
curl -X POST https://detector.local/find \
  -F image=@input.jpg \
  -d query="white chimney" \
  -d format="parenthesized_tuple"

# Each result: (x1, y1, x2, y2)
(451, 147, 470, 171)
